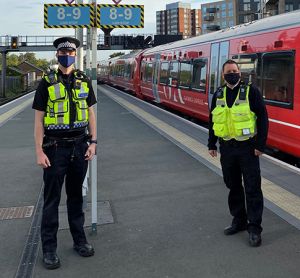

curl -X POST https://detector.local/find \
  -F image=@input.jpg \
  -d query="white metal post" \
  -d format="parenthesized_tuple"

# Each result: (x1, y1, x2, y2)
(76, 0, 84, 70)
(90, 0, 98, 235)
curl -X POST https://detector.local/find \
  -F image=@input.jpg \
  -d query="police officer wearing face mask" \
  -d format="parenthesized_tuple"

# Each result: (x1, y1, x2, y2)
(32, 37, 97, 269)
(208, 59, 268, 247)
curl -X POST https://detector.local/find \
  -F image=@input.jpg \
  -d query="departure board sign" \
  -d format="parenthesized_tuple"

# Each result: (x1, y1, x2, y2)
(44, 4, 95, 28)
(97, 4, 144, 28)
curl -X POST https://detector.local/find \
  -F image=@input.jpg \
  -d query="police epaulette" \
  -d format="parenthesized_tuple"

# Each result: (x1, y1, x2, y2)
(43, 70, 57, 85)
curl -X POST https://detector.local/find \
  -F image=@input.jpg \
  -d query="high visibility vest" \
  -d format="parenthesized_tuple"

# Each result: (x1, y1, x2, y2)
(43, 70, 89, 130)
(212, 84, 257, 141)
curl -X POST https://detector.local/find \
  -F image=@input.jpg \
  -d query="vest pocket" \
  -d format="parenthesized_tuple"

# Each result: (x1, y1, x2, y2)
(213, 123, 228, 137)
(231, 105, 251, 122)
(212, 109, 227, 123)
(233, 121, 255, 137)
(76, 100, 88, 121)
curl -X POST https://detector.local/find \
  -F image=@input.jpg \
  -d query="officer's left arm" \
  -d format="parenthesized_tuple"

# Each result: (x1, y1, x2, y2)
(249, 86, 269, 155)
(85, 106, 97, 160)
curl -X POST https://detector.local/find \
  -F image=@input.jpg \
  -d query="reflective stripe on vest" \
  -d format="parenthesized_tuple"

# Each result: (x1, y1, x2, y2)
(43, 71, 89, 130)
(212, 85, 257, 141)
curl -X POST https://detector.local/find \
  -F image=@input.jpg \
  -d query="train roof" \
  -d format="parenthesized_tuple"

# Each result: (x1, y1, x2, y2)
(144, 10, 300, 55)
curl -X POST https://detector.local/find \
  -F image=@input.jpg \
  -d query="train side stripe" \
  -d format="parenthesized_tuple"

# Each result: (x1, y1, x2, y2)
(269, 118, 300, 129)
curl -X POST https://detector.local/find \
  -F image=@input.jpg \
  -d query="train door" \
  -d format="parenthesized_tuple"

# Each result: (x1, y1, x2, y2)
(152, 53, 161, 103)
(208, 41, 229, 108)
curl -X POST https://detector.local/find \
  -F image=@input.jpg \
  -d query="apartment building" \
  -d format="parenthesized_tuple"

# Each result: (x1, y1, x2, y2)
(156, 2, 202, 38)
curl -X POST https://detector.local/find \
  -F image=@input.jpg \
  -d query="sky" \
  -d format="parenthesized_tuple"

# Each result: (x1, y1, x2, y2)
(0, 0, 215, 61)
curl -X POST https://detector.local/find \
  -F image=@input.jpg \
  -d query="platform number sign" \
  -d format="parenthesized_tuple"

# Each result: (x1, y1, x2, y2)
(97, 5, 144, 29)
(44, 4, 95, 28)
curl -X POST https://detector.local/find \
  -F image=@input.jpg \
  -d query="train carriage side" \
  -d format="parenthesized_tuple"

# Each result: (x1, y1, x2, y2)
(138, 11, 300, 161)
(229, 25, 300, 159)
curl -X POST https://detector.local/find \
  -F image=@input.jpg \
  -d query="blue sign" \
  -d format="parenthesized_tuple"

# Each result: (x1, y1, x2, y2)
(98, 5, 144, 28)
(44, 4, 94, 28)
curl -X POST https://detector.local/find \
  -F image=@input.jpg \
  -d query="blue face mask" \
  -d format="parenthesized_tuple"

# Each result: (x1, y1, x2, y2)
(58, 55, 75, 68)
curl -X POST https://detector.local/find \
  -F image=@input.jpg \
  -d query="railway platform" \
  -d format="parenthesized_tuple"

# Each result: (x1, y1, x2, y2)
(0, 85, 299, 278)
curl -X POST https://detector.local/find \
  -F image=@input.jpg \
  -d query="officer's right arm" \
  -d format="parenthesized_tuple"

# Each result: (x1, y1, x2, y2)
(34, 110, 51, 168)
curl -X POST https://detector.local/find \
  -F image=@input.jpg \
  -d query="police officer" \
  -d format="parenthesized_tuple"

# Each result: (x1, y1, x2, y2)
(32, 37, 97, 269)
(208, 59, 268, 247)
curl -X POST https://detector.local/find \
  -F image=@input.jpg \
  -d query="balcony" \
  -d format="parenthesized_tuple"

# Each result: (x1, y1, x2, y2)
(206, 25, 220, 31)
(204, 15, 215, 21)
(206, 7, 218, 13)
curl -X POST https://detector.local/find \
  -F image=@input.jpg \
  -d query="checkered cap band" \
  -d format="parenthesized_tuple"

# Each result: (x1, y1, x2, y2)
(57, 42, 76, 50)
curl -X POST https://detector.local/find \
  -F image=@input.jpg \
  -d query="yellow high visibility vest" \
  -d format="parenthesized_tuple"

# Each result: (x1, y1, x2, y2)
(43, 70, 89, 130)
(212, 85, 257, 141)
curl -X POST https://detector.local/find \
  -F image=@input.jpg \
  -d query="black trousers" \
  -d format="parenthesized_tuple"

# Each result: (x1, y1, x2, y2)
(41, 141, 88, 253)
(220, 141, 263, 234)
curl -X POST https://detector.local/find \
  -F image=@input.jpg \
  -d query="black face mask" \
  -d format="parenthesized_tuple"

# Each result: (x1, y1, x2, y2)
(224, 73, 240, 86)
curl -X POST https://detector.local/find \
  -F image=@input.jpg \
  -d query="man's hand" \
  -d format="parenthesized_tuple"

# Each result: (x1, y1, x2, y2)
(36, 150, 51, 168)
(85, 143, 96, 160)
(209, 150, 218, 157)
(254, 149, 263, 156)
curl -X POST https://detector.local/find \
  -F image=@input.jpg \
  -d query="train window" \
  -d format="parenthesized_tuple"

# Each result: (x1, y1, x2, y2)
(169, 61, 179, 87)
(179, 61, 192, 89)
(159, 62, 169, 85)
(145, 63, 153, 82)
(232, 54, 258, 85)
(191, 59, 207, 93)
(141, 61, 146, 80)
(262, 51, 294, 107)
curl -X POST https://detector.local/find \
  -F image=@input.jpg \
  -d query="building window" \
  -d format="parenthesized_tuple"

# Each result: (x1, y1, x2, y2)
(244, 3, 251, 11)
(285, 4, 293, 12)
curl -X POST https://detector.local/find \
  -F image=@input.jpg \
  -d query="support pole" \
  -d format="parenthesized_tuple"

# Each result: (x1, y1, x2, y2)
(86, 28, 91, 77)
(90, 0, 98, 235)
(1, 51, 7, 98)
(76, 0, 84, 71)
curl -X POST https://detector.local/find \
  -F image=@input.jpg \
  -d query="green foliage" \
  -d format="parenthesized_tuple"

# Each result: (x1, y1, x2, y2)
(109, 52, 125, 59)
(0, 52, 50, 74)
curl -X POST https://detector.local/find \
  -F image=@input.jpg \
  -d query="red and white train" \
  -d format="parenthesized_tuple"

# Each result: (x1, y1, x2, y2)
(98, 10, 300, 164)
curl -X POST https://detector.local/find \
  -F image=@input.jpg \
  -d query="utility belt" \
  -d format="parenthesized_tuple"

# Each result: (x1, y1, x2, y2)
(42, 133, 90, 148)
(219, 137, 255, 147)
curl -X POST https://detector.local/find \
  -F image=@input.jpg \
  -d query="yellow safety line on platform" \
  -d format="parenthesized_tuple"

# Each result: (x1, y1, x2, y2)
(103, 89, 300, 221)
(0, 98, 33, 125)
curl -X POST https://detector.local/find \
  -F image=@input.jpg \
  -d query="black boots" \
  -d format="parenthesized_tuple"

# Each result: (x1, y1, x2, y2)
(73, 243, 95, 257)
(43, 252, 61, 270)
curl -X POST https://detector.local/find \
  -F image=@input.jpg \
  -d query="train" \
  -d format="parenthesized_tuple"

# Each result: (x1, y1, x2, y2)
(97, 10, 300, 165)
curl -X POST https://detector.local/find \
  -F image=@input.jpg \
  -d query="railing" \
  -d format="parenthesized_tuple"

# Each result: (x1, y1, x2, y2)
(0, 34, 155, 48)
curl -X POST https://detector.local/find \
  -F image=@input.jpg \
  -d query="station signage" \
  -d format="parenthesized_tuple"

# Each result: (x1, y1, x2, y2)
(97, 4, 144, 29)
(44, 4, 95, 28)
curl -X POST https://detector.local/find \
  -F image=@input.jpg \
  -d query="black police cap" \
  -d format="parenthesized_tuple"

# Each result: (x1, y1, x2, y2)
(53, 37, 80, 50)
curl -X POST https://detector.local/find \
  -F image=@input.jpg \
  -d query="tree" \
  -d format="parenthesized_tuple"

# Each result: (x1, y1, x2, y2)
(109, 52, 125, 59)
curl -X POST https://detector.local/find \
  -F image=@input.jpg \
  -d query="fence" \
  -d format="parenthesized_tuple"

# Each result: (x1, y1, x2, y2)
(0, 76, 38, 102)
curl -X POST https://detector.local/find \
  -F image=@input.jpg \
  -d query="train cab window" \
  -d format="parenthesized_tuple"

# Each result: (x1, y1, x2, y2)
(232, 54, 258, 85)
(159, 62, 169, 85)
(179, 61, 192, 89)
(144, 63, 153, 82)
(262, 52, 294, 107)
(191, 59, 207, 93)
(169, 61, 179, 87)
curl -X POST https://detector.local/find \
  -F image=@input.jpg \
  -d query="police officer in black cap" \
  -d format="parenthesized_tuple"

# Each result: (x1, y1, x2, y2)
(32, 37, 97, 269)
